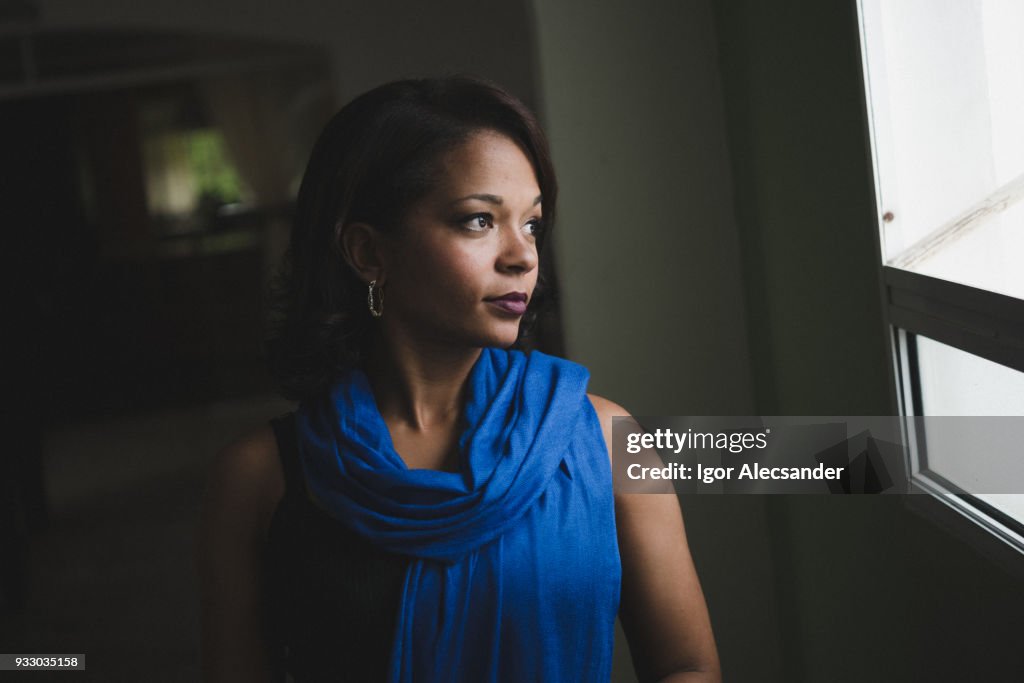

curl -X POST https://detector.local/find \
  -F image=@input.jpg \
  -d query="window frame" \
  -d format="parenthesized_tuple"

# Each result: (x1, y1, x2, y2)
(856, 0, 1024, 565)
(883, 260, 1024, 563)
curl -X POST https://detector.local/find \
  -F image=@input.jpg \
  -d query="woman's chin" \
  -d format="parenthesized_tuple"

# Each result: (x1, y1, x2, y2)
(470, 330, 522, 350)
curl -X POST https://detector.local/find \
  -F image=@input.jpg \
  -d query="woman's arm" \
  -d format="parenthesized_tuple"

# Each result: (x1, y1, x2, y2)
(589, 394, 722, 683)
(197, 427, 284, 683)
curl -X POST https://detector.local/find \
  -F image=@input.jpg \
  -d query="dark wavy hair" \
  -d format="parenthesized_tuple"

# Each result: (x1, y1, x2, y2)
(264, 76, 558, 402)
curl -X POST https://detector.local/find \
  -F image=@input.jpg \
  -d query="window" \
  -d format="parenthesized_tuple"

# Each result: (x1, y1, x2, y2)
(858, 0, 1024, 551)
(139, 96, 251, 237)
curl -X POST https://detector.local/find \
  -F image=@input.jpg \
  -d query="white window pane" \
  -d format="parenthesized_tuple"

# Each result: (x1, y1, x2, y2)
(917, 335, 1024, 416)
(910, 201, 1024, 300)
(860, 0, 1024, 299)
(916, 336, 1024, 525)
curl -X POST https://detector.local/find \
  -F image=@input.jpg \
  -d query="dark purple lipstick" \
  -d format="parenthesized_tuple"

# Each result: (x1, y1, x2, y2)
(484, 292, 528, 316)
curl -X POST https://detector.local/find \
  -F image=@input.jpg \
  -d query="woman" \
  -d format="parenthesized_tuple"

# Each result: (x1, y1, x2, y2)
(198, 76, 719, 682)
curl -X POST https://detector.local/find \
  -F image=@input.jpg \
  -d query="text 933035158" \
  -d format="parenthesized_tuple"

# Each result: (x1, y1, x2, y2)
(1, 655, 85, 671)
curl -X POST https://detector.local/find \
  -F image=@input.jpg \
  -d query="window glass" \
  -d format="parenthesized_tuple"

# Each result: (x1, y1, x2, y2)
(915, 336, 1024, 524)
(138, 96, 250, 237)
(860, 0, 1024, 299)
(917, 335, 1024, 417)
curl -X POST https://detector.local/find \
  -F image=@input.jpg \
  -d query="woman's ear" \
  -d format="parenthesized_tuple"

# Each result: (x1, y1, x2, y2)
(339, 221, 388, 286)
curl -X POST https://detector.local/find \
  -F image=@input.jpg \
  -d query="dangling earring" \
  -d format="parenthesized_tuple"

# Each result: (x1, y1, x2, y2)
(367, 280, 384, 318)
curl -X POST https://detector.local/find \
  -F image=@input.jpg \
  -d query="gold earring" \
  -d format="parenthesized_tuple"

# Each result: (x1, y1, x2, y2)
(367, 280, 384, 318)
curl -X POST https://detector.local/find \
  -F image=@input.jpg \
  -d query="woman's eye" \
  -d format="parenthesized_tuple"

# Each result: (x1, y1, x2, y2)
(524, 219, 543, 236)
(463, 214, 493, 231)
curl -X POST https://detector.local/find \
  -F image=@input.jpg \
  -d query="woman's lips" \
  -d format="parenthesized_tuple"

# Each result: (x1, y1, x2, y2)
(485, 293, 528, 316)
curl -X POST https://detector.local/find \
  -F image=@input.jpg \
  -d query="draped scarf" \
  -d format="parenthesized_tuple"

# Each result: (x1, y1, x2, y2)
(294, 348, 621, 682)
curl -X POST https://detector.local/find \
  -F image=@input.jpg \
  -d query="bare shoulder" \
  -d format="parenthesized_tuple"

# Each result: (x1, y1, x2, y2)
(210, 425, 282, 488)
(198, 425, 285, 682)
(586, 393, 632, 466)
(202, 424, 285, 540)
(587, 393, 673, 497)
(586, 393, 631, 423)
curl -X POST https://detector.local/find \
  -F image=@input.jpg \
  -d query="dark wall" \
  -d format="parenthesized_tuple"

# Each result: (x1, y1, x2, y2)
(2, 96, 92, 419)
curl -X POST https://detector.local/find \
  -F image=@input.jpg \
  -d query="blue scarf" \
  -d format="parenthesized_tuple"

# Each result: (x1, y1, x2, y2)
(295, 348, 621, 682)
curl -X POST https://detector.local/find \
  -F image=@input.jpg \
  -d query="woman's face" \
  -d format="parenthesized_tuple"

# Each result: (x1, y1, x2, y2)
(380, 130, 542, 351)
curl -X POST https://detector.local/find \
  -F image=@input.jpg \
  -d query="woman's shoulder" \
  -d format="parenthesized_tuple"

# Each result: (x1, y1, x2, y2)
(586, 393, 632, 467)
(586, 393, 630, 421)
(587, 393, 632, 430)
(203, 423, 286, 540)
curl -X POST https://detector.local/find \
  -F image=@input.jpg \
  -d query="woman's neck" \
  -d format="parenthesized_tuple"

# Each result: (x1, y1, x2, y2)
(363, 336, 482, 431)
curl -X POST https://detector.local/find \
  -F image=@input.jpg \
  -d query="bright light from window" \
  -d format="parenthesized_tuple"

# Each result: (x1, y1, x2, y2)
(915, 336, 1024, 522)
(861, 0, 1024, 300)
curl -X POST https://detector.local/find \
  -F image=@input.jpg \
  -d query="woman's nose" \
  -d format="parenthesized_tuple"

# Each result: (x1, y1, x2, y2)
(496, 226, 538, 274)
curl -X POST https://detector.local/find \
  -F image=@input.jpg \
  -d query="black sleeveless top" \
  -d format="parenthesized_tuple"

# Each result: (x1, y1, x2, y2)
(265, 412, 410, 682)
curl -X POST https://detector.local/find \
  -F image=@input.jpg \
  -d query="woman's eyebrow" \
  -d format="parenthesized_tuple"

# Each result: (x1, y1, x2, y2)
(451, 194, 543, 206)
(453, 193, 503, 206)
